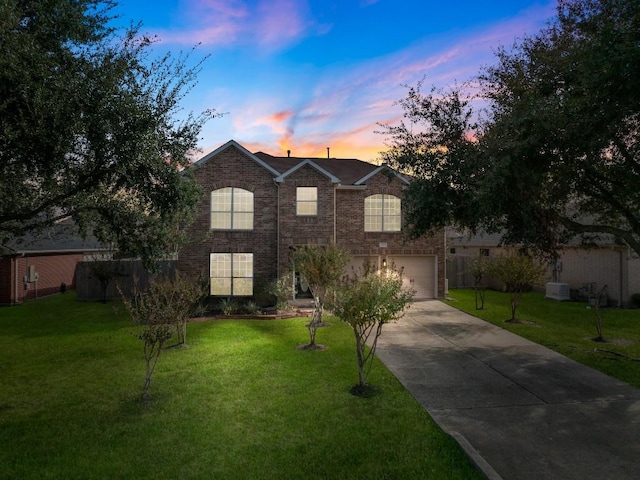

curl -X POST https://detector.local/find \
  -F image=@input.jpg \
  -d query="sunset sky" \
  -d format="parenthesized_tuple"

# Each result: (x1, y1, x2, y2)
(113, 0, 557, 162)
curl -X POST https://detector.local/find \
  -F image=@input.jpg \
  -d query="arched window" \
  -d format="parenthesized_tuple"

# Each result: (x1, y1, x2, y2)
(210, 187, 253, 230)
(364, 194, 401, 232)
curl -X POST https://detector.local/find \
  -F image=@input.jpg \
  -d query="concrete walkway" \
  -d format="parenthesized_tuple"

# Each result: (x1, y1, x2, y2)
(376, 300, 640, 480)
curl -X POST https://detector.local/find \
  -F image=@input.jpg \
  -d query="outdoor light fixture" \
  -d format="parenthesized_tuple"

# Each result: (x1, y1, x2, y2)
(382, 258, 387, 268)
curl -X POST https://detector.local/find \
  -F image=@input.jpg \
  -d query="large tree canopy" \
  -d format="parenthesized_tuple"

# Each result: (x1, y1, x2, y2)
(381, 0, 640, 257)
(0, 0, 214, 265)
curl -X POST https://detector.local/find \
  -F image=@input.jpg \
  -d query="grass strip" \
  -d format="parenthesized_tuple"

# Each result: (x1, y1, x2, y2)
(446, 289, 640, 388)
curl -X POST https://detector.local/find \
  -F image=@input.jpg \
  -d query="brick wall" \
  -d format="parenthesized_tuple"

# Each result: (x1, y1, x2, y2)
(276, 165, 336, 273)
(4, 253, 83, 303)
(178, 144, 446, 300)
(177, 146, 279, 295)
(335, 173, 445, 296)
(0, 257, 13, 304)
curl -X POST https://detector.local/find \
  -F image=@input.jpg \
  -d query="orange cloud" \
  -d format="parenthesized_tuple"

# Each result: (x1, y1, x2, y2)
(266, 109, 295, 124)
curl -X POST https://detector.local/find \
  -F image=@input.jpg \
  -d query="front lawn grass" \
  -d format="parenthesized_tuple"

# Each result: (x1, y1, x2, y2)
(0, 293, 482, 480)
(446, 289, 640, 389)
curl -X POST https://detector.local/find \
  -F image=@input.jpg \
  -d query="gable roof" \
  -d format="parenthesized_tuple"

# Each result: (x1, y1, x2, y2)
(192, 140, 408, 187)
(273, 159, 341, 183)
(190, 140, 282, 177)
(354, 165, 410, 186)
(3, 222, 109, 255)
(254, 151, 405, 186)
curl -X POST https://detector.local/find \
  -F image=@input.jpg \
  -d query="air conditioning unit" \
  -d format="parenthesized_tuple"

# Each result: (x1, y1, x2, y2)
(546, 282, 570, 301)
(27, 265, 39, 282)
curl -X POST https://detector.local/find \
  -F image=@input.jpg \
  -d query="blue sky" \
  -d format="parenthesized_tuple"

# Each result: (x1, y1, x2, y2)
(113, 0, 557, 161)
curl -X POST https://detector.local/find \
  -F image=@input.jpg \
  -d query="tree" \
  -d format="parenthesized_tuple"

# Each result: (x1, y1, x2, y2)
(270, 271, 295, 313)
(487, 254, 546, 322)
(330, 262, 414, 394)
(380, 0, 640, 258)
(86, 258, 126, 303)
(0, 0, 215, 266)
(468, 255, 489, 310)
(292, 244, 350, 349)
(161, 271, 207, 347)
(119, 271, 204, 405)
(591, 284, 609, 342)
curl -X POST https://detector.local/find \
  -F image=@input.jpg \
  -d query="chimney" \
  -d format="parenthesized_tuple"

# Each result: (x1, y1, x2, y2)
(327, 147, 330, 159)
(287, 150, 291, 157)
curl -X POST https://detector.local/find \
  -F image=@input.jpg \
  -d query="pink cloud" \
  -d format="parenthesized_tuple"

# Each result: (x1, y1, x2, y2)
(255, 0, 307, 50)
(196, 2, 557, 162)
(153, 0, 328, 50)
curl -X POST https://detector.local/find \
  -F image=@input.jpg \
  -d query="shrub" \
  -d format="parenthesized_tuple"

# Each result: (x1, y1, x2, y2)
(219, 297, 238, 316)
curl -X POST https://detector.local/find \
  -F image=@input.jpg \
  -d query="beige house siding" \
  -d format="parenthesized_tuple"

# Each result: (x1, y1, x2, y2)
(448, 238, 638, 307)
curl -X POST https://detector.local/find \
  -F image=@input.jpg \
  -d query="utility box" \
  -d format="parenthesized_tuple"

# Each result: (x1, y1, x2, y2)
(27, 265, 39, 282)
(546, 282, 570, 301)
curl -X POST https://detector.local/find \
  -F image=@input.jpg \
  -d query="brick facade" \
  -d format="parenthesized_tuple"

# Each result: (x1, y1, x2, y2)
(178, 144, 279, 293)
(178, 140, 445, 300)
(0, 253, 82, 304)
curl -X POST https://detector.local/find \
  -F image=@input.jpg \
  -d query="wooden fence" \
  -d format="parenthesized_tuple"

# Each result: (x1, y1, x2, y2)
(75, 260, 176, 302)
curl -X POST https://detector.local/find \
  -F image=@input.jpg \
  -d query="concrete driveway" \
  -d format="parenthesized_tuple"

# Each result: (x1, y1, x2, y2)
(376, 300, 640, 480)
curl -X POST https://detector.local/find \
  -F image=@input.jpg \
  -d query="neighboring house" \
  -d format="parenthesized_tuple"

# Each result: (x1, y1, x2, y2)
(447, 230, 640, 307)
(0, 223, 109, 305)
(177, 140, 445, 301)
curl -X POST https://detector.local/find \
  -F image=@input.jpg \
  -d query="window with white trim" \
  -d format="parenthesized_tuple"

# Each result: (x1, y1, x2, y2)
(296, 187, 317, 216)
(209, 253, 253, 296)
(211, 187, 253, 230)
(364, 194, 401, 232)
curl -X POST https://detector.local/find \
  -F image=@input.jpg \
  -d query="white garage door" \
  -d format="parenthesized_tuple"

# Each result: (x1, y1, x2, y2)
(388, 255, 437, 299)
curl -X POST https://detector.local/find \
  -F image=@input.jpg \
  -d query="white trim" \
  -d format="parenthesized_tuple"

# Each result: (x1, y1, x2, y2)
(190, 140, 282, 177)
(275, 159, 341, 183)
(354, 165, 410, 186)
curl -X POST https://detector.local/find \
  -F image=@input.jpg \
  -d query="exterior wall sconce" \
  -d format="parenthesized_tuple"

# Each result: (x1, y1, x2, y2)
(382, 258, 387, 268)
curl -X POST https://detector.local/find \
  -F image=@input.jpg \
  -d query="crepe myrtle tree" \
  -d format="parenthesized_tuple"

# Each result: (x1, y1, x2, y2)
(488, 254, 547, 323)
(119, 271, 205, 405)
(330, 262, 414, 395)
(0, 0, 216, 267)
(469, 254, 489, 310)
(292, 244, 350, 349)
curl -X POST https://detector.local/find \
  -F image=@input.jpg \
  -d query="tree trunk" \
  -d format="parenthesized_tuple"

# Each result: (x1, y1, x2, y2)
(508, 292, 523, 322)
(354, 328, 366, 386)
(307, 297, 323, 346)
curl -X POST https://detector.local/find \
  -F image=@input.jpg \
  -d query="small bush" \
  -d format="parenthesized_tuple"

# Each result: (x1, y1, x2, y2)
(219, 297, 238, 316)
(631, 293, 640, 308)
(271, 272, 295, 312)
(242, 301, 260, 314)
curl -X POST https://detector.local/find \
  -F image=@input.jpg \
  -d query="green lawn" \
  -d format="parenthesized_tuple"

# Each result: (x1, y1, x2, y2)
(0, 293, 481, 480)
(446, 289, 640, 388)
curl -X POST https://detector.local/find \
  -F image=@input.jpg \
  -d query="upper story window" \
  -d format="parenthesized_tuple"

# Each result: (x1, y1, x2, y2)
(296, 187, 317, 216)
(364, 194, 401, 232)
(211, 187, 253, 230)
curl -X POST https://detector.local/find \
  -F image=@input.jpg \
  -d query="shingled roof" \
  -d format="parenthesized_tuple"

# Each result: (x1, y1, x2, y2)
(253, 151, 412, 186)
(191, 140, 409, 186)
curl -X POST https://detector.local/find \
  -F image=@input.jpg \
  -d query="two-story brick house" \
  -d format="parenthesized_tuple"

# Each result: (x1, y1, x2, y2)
(177, 140, 445, 301)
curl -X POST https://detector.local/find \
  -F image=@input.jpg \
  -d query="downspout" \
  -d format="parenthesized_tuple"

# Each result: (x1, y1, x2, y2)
(619, 247, 625, 307)
(14, 253, 25, 304)
(275, 179, 280, 279)
(333, 184, 337, 244)
(443, 229, 448, 296)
